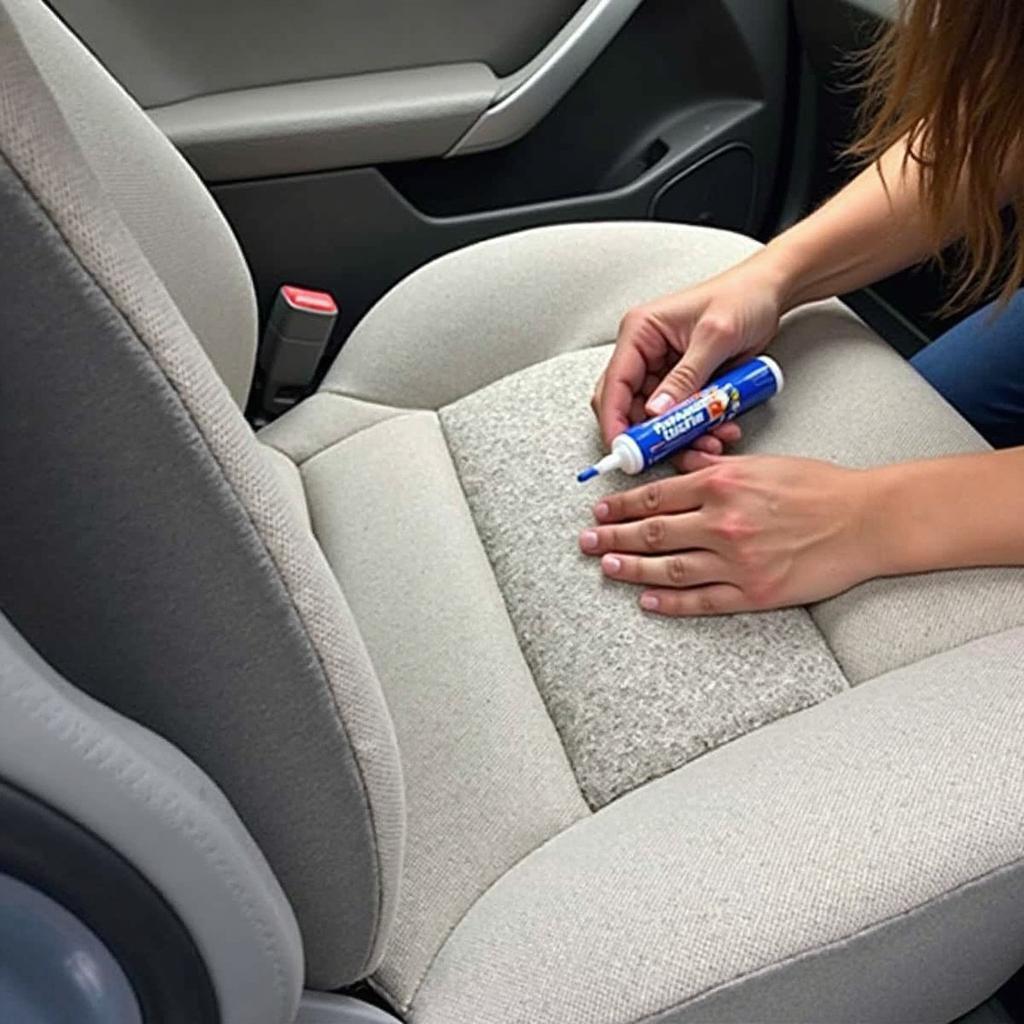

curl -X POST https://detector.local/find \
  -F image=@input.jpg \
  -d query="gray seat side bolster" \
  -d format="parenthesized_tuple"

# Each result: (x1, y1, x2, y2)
(301, 412, 589, 1008)
(261, 442, 312, 533)
(0, 614, 304, 1024)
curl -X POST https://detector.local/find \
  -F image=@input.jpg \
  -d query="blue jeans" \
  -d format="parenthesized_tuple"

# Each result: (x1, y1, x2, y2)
(912, 290, 1024, 448)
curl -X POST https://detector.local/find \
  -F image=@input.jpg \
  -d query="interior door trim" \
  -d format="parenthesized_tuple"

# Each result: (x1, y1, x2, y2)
(148, 64, 498, 182)
(448, 0, 646, 156)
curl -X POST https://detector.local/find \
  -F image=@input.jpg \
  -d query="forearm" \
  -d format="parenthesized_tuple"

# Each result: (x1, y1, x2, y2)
(866, 448, 1024, 575)
(768, 142, 935, 310)
(748, 136, 1013, 313)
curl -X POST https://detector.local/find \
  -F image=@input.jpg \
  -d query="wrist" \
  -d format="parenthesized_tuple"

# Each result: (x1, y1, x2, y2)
(858, 461, 951, 577)
(745, 239, 812, 315)
(856, 466, 908, 577)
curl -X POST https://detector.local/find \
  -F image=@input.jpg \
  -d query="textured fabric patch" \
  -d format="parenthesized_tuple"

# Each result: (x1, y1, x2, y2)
(440, 346, 847, 807)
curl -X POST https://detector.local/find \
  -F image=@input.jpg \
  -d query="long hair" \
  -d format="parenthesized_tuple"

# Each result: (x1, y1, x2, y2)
(849, 0, 1024, 308)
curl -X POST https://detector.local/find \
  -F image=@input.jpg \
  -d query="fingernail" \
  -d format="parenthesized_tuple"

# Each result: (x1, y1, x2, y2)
(640, 594, 660, 611)
(581, 530, 599, 551)
(649, 393, 673, 414)
(594, 502, 610, 521)
(602, 555, 622, 574)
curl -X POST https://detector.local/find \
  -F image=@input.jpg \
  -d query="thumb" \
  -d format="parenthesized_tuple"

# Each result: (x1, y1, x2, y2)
(644, 324, 723, 415)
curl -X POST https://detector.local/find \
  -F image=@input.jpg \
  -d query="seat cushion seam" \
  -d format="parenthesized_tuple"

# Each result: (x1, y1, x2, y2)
(803, 606, 850, 688)
(388, 413, 591, 1010)
(840, 617, 1024, 685)
(319, 383, 424, 410)
(1, 148, 386, 978)
(434, 410, 588, 800)
(632, 855, 1024, 1024)
(326, 331, 618, 413)
(297, 410, 421, 470)
(366, 975, 404, 1016)
(403, 808, 590, 1013)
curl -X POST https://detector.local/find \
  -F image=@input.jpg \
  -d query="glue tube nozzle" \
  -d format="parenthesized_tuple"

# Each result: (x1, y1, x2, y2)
(576, 451, 624, 484)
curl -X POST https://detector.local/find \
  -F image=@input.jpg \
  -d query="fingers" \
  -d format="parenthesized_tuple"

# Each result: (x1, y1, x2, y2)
(595, 369, 670, 435)
(592, 475, 705, 524)
(641, 372, 661, 400)
(645, 313, 737, 416)
(712, 422, 742, 444)
(579, 510, 708, 555)
(590, 371, 606, 420)
(629, 394, 648, 425)
(598, 311, 676, 445)
(599, 550, 730, 589)
(688, 435, 723, 456)
(639, 584, 752, 617)
(674, 449, 721, 474)
(689, 431, 729, 455)
(687, 423, 741, 454)
(596, 350, 637, 444)
(668, 422, 741, 469)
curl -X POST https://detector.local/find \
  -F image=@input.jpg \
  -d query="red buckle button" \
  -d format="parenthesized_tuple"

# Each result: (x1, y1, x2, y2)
(281, 285, 337, 315)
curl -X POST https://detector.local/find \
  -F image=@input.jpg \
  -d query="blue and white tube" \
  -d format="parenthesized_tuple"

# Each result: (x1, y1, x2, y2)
(577, 355, 784, 483)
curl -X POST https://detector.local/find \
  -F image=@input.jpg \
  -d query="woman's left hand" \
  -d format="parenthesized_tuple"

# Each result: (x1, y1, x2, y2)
(579, 452, 882, 615)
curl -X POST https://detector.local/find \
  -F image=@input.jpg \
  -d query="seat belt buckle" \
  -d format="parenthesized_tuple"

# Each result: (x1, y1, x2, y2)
(259, 285, 338, 416)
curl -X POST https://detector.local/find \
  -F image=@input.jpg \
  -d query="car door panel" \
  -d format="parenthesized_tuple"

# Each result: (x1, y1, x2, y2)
(149, 64, 498, 181)
(447, 0, 647, 156)
(145, 0, 645, 181)
(47, 0, 582, 106)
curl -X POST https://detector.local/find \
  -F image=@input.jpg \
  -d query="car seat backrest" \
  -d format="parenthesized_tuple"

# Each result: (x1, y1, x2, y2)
(8, 0, 258, 407)
(0, 0, 404, 990)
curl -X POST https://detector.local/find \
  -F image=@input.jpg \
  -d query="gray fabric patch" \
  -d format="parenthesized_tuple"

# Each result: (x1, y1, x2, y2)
(440, 347, 848, 807)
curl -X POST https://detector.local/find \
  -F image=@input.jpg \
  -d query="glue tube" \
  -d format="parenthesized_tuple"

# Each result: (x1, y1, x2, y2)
(577, 356, 783, 483)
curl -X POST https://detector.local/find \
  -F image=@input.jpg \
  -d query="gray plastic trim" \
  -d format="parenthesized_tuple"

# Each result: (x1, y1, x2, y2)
(0, 614, 303, 1024)
(448, 0, 646, 155)
(296, 992, 402, 1023)
(149, 64, 497, 182)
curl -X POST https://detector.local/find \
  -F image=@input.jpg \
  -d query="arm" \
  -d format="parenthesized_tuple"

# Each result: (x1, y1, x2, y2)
(766, 139, 1014, 311)
(752, 141, 945, 313)
(595, 136, 1016, 440)
(871, 449, 1024, 574)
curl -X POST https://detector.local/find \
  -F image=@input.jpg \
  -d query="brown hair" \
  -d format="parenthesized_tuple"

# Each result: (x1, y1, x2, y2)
(849, 0, 1024, 308)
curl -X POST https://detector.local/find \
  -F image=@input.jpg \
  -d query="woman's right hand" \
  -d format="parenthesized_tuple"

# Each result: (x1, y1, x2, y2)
(592, 255, 789, 447)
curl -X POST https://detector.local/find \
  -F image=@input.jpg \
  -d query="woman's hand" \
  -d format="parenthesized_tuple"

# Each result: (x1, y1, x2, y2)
(578, 453, 882, 615)
(592, 255, 789, 450)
